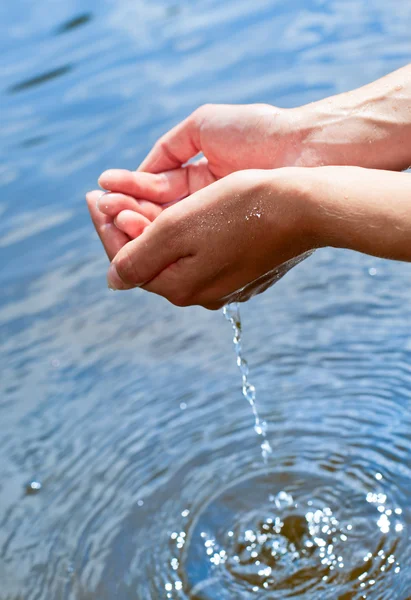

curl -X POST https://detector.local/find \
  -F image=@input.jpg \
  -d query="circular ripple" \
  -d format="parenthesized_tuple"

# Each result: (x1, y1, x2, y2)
(179, 468, 404, 600)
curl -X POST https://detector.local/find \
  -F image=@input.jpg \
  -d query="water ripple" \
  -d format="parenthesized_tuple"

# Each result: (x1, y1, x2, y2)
(1, 0, 411, 598)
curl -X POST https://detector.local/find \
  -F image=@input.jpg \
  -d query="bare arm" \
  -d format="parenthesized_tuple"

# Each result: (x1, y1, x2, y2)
(87, 64, 411, 307)
(306, 166, 411, 262)
(293, 64, 411, 172)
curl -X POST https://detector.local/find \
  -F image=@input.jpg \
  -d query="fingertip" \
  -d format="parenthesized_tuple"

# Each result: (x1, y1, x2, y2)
(107, 262, 133, 291)
(96, 191, 111, 213)
(86, 190, 100, 203)
(86, 190, 105, 216)
(98, 169, 114, 186)
(98, 169, 129, 189)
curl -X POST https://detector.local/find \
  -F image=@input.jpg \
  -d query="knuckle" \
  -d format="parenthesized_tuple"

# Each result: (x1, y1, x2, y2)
(156, 138, 180, 168)
(152, 135, 169, 158)
(156, 136, 168, 153)
(192, 103, 213, 123)
(152, 173, 169, 199)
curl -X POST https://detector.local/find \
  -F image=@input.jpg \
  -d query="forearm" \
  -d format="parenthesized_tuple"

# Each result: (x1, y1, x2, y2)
(292, 64, 411, 172)
(303, 166, 411, 262)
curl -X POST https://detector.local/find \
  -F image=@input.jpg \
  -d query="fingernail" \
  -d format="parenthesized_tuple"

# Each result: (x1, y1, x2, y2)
(107, 263, 126, 290)
(96, 191, 109, 211)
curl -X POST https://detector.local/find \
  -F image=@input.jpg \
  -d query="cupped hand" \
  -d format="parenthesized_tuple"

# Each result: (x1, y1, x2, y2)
(87, 104, 312, 308)
(95, 103, 301, 224)
(136, 103, 299, 180)
(89, 169, 318, 310)
(89, 103, 302, 268)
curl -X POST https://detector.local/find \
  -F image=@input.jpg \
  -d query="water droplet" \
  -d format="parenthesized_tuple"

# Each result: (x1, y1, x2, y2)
(25, 481, 42, 495)
(224, 303, 271, 462)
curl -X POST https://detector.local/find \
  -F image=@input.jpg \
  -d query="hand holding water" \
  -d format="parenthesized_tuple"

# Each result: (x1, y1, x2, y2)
(87, 64, 411, 308)
(87, 168, 316, 309)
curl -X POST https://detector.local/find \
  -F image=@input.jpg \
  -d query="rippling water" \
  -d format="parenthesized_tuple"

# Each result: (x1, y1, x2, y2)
(1, 1, 411, 598)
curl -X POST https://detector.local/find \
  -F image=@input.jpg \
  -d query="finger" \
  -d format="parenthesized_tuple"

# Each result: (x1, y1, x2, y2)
(97, 193, 163, 221)
(86, 191, 130, 261)
(107, 208, 191, 290)
(114, 210, 151, 239)
(185, 158, 217, 193)
(138, 108, 207, 173)
(98, 168, 189, 204)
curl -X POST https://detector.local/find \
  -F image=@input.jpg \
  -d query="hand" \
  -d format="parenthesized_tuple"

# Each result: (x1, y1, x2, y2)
(106, 102, 299, 185)
(88, 103, 303, 271)
(97, 62, 411, 210)
(88, 164, 411, 309)
(94, 104, 301, 223)
(90, 169, 318, 310)
(89, 64, 411, 274)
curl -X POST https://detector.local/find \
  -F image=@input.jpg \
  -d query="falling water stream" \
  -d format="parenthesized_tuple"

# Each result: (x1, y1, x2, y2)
(162, 297, 407, 599)
(223, 303, 273, 462)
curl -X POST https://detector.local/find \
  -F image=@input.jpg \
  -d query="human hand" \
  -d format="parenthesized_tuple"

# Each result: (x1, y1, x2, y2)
(88, 163, 411, 309)
(130, 103, 300, 181)
(95, 103, 302, 212)
(88, 103, 303, 265)
(98, 62, 411, 212)
(90, 61, 411, 265)
(88, 169, 318, 310)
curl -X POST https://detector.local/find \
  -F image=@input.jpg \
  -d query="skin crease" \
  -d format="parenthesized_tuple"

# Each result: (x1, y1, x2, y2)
(86, 64, 411, 309)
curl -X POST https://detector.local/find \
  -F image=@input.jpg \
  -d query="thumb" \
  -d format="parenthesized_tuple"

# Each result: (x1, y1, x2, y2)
(107, 213, 186, 290)
(138, 105, 211, 174)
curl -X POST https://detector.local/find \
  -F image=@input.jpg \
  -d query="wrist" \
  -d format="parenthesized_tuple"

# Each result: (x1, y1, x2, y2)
(264, 167, 327, 252)
(294, 165, 411, 262)
(265, 166, 372, 255)
(288, 73, 411, 171)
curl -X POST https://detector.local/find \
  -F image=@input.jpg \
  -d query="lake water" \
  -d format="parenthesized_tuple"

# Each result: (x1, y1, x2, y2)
(1, 1, 411, 598)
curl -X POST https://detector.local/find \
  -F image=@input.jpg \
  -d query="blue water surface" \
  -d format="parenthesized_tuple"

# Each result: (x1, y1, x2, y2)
(1, 1, 411, 598)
